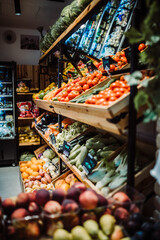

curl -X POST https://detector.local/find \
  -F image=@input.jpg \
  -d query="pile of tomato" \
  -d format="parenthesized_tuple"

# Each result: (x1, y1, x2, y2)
(55, 71, 108, 102)
(109, 50, 128, 72)
(85, 75, 130, 106)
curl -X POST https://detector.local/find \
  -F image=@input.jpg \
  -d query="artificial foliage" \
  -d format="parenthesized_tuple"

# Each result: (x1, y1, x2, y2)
(125, 0, 160, 122)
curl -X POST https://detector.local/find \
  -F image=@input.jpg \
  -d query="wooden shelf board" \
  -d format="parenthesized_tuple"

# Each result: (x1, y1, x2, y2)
(17, 92, 36, 95)
(19, 142, 40, 146)
(18, 117, 34, 120)
(34, 99, 55, 112)
(39, 0, 103, 63)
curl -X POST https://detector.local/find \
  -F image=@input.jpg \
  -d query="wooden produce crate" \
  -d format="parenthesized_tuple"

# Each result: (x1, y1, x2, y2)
(34, 144, 49, 159)
(52, 73, 154, 135)
(34, 99, 55, 112)
(19, 161, 27, 192)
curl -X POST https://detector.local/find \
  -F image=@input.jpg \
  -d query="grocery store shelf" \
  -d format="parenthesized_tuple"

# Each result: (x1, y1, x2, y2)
(0, 108, 13, 111)
(0, 95, 13, 97)
(0, 82, 12, 84)
(17, 92, 36, 95)
(18, 117, 34, 120)
(34, 76, 154, 135)
(34, 124, 155, 197)
(34, 126, 96, 188)
(34, 99, 55, 112)
(19, 142, 40, 146)
(39, 0, 104, 63)
(0, 136, 15, 140)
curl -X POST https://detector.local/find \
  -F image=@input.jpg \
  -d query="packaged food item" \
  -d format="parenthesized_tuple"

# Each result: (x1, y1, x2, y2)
(32, 103, 39, 118)
(17, 101, 33, 118)
(16, 81, 29, 93)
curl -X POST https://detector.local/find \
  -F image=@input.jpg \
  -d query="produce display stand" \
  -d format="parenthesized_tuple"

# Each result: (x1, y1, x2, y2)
(34, 0, 155, 202)
(33, 124, 155, 198)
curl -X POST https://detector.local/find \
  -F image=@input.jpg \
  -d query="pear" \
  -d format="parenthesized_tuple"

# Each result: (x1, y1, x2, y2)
(98, 230, 109, 240)
(83, 219, 99, 238)
(71, 225, 92, 240)
(99, 214, 116, 236)
(53, 229, 72, 240)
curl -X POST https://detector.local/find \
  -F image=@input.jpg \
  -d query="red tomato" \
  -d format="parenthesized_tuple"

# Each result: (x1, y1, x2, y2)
(92, 79, 98, 86)
(96, 73, 103, 79)
(120, 75, 125, 82)
(65, 97, 69, 102)
(109, 96, 117, 101)
(66, 86, 72, 93)
(119, 88, 125, 93)
(120, 51, 125, 57)
(76, 85, 82, 92)
(88, 74, 95, 80)
(115, 91, 122, 98)
(110, 82, 118, 89)
(90, 98, 96, 104)
(79, 78, 86, 86)
(118, 61, 123, 66)
(110, 64, 116, 71)
(85, 98, 92, 104)
(138, 43, 146, 52)
(87, 79, 93, 87)
(115, 67, 118, 71)
(113, 87, 120, 93)
(95, 98, 107, 105)
(61, 91, 68, 98)
(113, 56, 119, 62)
(93, 71, 99, 77)
(83, 84, 89, 91)
(121, 57, 127, 64)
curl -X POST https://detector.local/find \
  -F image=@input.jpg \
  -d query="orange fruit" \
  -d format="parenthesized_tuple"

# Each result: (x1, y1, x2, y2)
(30, 164, 39, 172)
(20, 166, 27, 172)
(32, 172, 39, 177)
(20, 163, 27, 168)
(27, 161, 32, 167)
(22, 172, 29, 179)
(25, 168, 31, 175)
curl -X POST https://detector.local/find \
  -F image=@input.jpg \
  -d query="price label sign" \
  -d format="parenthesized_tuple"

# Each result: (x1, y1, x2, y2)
(102, 56, 116, 71)
(63, 140, 71, 157)
(50, 133, 56, 145)
(82, 153, 97, 175)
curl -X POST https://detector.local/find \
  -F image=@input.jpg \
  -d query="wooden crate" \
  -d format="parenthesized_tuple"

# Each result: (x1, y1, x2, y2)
(34, 99, 55, 112)
(34, 144, 48, 159)
(51, 75, 154, 135)
(19, 161, 27, 192)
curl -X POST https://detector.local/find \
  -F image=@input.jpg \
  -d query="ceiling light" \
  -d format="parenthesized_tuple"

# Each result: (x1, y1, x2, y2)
(14, 0, 21, 15)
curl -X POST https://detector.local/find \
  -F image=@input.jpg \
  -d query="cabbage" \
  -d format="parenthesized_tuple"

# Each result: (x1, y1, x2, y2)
(43, 149, 56, 159)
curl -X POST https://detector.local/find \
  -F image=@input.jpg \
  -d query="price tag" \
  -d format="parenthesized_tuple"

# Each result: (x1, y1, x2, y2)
(82, 153, 97, 175)
(102, 56, 116, 71)
(63, 140, 71, 157)
(50, 133, 56, 145)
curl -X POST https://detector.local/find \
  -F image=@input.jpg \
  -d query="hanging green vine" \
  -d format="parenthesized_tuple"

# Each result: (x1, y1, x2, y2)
(125, 0, 160, 122)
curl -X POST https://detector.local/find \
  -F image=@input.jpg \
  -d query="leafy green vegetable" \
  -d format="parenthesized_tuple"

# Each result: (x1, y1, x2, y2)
(125, 0, 160, 122)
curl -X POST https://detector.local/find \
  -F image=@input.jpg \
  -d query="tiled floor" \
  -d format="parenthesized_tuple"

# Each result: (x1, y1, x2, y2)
(0, 166, 22, 200)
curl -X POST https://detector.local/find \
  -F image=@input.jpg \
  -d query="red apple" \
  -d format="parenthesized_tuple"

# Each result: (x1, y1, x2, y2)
(44, 200, 61, 215)
(79, 190, 98, 210)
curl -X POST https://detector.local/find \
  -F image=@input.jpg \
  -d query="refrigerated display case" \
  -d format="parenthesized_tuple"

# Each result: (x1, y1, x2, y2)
(0, 61, 18, 166)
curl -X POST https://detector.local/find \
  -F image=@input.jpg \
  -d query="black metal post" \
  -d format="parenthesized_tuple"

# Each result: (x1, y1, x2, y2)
(57, 44, 63, 133)
(127, 6, 140, 188)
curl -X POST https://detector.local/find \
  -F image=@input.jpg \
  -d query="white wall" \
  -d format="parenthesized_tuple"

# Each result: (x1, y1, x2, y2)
(0, 27, 41, 65)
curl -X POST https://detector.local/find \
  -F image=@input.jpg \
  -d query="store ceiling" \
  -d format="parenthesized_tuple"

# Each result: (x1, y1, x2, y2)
(0, 0, 72, 31)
